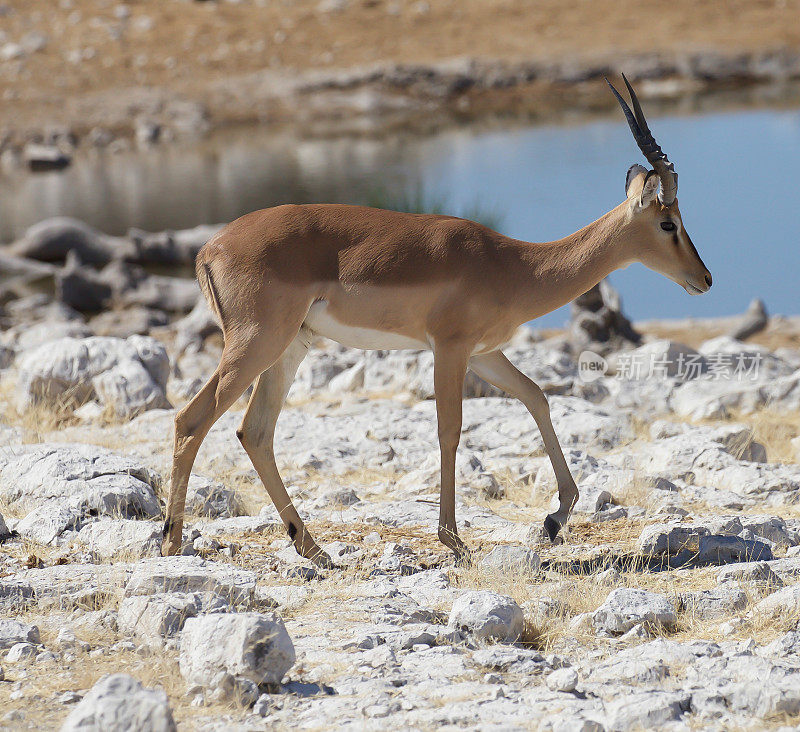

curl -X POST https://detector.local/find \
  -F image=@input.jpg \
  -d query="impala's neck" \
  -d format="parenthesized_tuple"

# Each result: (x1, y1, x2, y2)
(514, 202, 633, 321)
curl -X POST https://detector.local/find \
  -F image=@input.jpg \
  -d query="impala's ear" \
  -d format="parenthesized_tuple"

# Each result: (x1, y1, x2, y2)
(625, 164, 648, 197)
(626, 166, 659, 208)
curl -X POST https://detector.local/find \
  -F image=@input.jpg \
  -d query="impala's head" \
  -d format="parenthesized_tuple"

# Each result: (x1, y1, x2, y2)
(609, 75, 712, 296)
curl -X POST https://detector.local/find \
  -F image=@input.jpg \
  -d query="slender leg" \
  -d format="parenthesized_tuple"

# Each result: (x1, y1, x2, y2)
(162, 326, 302, 556)
(433, 343, 471, 564)
(470, 350, 579, 542)
(237, 333, 333, 568)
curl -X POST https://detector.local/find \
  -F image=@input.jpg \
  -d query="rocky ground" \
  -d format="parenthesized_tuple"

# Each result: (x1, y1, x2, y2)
(3, 0, 800, 161)
(0, 220, 800, 729)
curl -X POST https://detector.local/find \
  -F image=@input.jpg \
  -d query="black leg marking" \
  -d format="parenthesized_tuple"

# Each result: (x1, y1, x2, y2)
(162, 518, 175, 540)
(235, 429, 244, 442)
(287, 522, 298, 541)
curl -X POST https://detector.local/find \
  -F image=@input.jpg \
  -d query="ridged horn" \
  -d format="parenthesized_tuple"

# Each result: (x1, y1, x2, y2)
(606, 74, 677, 206)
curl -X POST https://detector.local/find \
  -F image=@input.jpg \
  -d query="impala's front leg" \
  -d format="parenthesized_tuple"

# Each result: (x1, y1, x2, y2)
(433, 343, 472, 565)
(470, 351, 579, 543)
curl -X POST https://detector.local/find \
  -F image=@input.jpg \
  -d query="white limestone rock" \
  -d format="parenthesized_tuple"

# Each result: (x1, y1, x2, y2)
(0, 444, 160, 519)
(60, 673, 175, 732)
(591, 588, 677, 635)
(11, 564, 129, 610)
(637, 523, 708, 556)
(117, 592, 228, 648)
(605, 690, 688, 731)
(448, 591, 524, 642)
(77, 520, 162, 560)
(179, 612, 295, 686)
(186, 475, 245, 519)
(677, 588, 748, 618)
(546, 667, 578, 693)
(17, 335, 170, 417)
(0, 619, 40, 650)
(716, 561, 783, 588)
(16, 504, 81, 545)
(752, 584, 800, 617)
(124, 557, 257, 606)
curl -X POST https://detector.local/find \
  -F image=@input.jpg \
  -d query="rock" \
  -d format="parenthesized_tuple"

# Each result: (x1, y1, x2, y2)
(738, 515, 799, 547)
(60, 673, 176, 731)
(697, 534, 773, 564)
(6, 642, 37, 662)
(0, 444, 160, 519)
(606, 690, 688, 731)
(637, 523, 707, 556)
(77, 520, 162, 559)
(90, 308, 169, 338)
(7, 319, 92, 352)
(23, 143, 71, 172)
(551, 484, 612, 516)
(677, 588, 748, 618)
(13, 564, 126, 611)
(195, 516, 277, 540)
(569, 279, 641, 355)
(55, 629, 89, 652)
(55, 250, 114, 311)
(117, 592, 227, 648)
(186, 476, 245, 519)
(447, 591, 524, 642)
(120, 274, 199, 313)
(616, 339, 706, 380)
(16, 335, 170, 417)
(0, 512, 10, 541)
(591, 588, 677, 635)
(480, 545, 541, 574)
(124, 557, 257, 606)
(717, 561, 783, 588)
(0, 619, 40, 650)
(8, 217, 128, 265)
(172, 298, 220, 354)
(179, 612, 295, 686)
(729, 298, 768, 340)
(327, 361, 365, 392)
(546, 667, 578, 692)
(752, 585, 800, 616)
(0, 253, 58, 302)
(16, 503, 81, 545)
(128, 224, 222, 266)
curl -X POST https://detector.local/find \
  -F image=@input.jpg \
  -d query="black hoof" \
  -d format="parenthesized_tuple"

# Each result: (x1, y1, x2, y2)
(454, 547, 473, 568)
(543, 514, 561, 543)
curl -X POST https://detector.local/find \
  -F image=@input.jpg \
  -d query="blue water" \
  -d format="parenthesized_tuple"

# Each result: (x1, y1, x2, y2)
(1, 107, 798, 327)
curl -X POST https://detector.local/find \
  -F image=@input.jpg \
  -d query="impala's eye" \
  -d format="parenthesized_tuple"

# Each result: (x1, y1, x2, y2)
(660, 221, 677, 232)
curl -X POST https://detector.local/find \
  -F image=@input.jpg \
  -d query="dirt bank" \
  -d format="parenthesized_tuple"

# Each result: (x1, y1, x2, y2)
(2, 0, 800, 149)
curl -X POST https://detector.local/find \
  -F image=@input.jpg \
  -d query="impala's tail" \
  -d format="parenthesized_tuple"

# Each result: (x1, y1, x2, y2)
(197, 254, 226, 333)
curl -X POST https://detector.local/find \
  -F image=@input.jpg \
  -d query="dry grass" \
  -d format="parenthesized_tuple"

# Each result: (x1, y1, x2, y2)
(730, 408, 800, 466)
(0, 642, 257, 729)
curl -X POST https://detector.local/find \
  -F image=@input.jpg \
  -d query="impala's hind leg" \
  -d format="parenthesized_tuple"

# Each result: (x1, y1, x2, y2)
(162, 324, 305, 556)
(237, 332, 332, 568)
(470, 351, 579, 543)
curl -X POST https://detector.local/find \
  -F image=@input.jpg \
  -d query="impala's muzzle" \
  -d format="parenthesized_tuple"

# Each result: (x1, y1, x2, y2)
(684, 269, 712, 295)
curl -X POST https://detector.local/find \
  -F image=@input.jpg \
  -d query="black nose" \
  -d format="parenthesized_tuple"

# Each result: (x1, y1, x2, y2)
(705, 273, 713, 288)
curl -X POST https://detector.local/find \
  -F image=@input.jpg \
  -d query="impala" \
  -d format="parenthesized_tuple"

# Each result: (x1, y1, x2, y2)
(162, 76, 712, 565)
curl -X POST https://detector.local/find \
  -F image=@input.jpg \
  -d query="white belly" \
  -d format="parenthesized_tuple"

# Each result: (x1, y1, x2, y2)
(304, 301, 429, 351)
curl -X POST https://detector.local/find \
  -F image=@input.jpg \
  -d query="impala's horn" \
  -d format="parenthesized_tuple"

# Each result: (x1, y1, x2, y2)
(606, 74, 678, 206)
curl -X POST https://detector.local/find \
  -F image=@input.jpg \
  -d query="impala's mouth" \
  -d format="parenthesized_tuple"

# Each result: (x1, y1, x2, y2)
(684, 281, 706, 296)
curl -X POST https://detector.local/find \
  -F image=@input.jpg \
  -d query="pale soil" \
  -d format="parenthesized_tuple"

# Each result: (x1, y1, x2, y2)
(3, 0, 800, 142)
